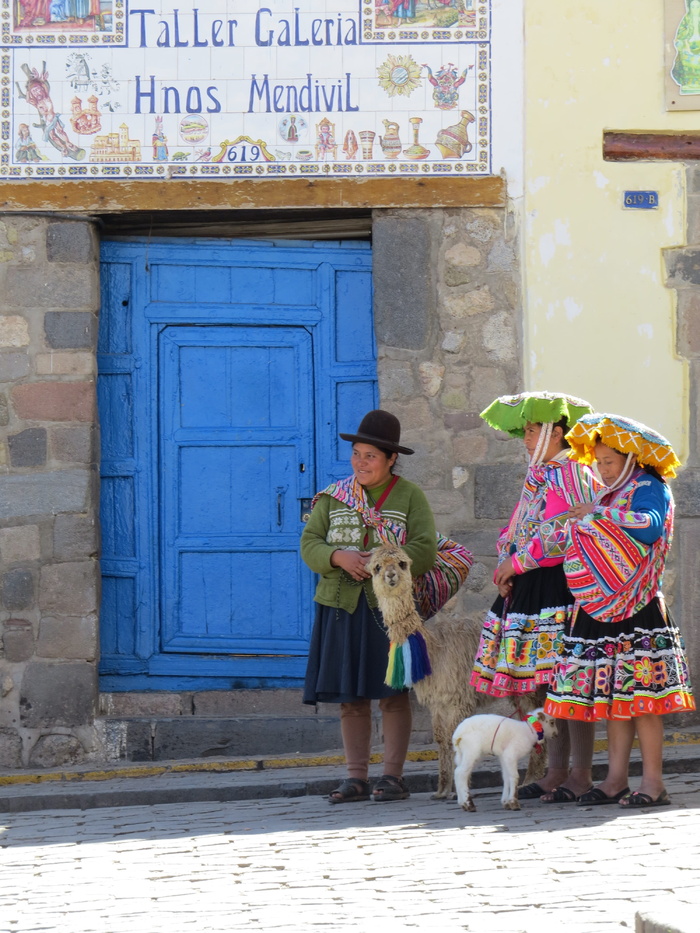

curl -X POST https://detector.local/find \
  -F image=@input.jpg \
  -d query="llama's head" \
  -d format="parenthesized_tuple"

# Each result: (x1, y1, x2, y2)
(368, 543, 413, 598)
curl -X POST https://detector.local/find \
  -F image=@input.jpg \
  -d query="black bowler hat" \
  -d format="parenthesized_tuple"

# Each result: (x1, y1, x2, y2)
(339, 409, 414, 455)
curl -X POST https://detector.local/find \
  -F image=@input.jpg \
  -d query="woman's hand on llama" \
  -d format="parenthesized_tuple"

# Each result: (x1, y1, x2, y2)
(331, 549, 372, 581)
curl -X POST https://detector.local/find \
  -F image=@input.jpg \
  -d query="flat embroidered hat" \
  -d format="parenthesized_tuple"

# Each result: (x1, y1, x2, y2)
(566, 413, 681, 479)
(480, 391, 594, 438)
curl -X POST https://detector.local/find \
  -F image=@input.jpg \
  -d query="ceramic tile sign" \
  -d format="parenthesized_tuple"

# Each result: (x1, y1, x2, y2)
(1, 1, 491, 181)
(665, 0, 700, 110)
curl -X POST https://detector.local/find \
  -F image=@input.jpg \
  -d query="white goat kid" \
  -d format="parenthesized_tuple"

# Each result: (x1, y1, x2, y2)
(452, 709, 558, 812)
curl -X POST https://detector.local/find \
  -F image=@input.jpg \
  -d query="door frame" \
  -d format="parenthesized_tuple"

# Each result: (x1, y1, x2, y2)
(98, 236, 376, 690)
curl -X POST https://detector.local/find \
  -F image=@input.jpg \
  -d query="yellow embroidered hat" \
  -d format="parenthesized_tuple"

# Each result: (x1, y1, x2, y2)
(566, 413, 681, 479)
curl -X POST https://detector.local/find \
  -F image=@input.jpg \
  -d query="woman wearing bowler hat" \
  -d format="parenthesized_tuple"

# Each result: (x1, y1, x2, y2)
(302, 410, 437, 803)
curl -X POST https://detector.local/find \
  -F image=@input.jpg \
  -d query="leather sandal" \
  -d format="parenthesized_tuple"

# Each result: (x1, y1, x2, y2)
(371, 774, 410, 801)
(540, 785, 591, 804)
(577, 786, 630, 806)
(328, 778, 371, 804)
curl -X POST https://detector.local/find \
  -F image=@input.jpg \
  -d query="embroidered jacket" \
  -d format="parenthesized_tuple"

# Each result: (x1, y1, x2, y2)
(564, 469, 672, 621)
(301, 475, 436, 613)
(498, 452, 601, 575)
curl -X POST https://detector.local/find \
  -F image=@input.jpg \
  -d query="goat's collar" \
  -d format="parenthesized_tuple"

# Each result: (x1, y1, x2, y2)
(526, 713, 545, 746)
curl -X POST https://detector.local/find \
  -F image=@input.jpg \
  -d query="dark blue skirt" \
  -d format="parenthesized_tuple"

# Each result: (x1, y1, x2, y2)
(303, 590, 406, 704)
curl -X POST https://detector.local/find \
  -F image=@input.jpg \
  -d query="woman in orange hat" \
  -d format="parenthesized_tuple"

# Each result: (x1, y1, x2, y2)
(546, 414, 695, 807)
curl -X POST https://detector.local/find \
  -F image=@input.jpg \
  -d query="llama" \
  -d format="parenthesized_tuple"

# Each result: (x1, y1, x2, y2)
(368, 542, 543, 799)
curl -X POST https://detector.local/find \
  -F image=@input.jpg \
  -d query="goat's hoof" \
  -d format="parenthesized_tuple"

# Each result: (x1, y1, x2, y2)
(503, 800, 521, 811)
(430, 791, 446, 800)
(461, 800, 476, 812)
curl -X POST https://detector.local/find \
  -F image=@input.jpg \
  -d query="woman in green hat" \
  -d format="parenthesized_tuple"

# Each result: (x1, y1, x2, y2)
(471, 391, 602, 802)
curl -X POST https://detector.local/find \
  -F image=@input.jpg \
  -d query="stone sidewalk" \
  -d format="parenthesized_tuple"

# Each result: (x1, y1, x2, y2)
(1, 728, 699, 814)
(0, 770, 697, 933)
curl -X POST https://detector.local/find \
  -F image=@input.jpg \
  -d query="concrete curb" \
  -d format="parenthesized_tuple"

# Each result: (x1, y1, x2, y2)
(1, 746, 699, 814)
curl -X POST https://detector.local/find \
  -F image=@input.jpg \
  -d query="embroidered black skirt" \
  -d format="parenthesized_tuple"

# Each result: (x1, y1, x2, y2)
(303, 590, 405, 704)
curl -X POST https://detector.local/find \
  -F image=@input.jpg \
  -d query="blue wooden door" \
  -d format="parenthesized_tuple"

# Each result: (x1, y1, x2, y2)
(98, 238, 376, 690)
(159, 325, 314, 654)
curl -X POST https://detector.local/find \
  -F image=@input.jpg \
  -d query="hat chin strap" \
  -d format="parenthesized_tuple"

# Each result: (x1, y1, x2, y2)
(603, 452, 637, 493)
(529, 422, 553, 466)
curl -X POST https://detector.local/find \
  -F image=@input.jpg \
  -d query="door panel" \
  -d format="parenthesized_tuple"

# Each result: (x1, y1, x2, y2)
(160, 325, 314, 654)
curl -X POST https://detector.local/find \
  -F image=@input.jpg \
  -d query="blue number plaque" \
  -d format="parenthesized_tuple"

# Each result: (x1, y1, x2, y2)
(623, 191, 659, 210)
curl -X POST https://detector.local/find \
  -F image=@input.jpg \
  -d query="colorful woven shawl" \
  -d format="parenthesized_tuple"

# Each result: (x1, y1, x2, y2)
(499, 456, 600, 565)
(563, 473, 673, 622)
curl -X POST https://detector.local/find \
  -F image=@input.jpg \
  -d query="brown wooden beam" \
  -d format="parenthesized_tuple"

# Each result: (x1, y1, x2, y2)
(604, 131, 700, 162)
(0, 175, 505, 213)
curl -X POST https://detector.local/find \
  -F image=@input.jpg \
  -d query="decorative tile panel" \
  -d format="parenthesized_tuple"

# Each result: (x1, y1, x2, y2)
(1, 0, 491, 180)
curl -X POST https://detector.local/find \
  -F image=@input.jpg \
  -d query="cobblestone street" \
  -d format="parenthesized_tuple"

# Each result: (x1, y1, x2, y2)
(1, 771, 699, 933)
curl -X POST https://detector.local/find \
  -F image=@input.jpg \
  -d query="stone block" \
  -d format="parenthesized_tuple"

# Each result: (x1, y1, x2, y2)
(686, 194, 700, 246)
(453, 433, 488, 463)
(444, 411, 483, 432)
(464, 212, 502, 245)
(47, 221, 97, 264)
(193, 689, 317, 717)
(0, 470, 89, 520)
(100, 692, 185, 717)
(487, 239, 517, 272)
(0, 351, 30, 382)
(36, 351, 95, 376)
(4, 265, 97, 310)
(2, 618, 35, 662)
(44, 312, 97, 350)
(0, 316, 30, 348)
(39, 561, 98, 616)
(672, 470, 700, 517)
(50, 425, 96, 464)
(418, 361, 445, 397)
(464, 560, 490, 593)
(474, 463, 524, 519)
(483, 311, 516, 363)
(53, 514, 98, 560)
(676, 291, 700, 358)
(665, 247, 700, 287)
(469, 366, 513, 412)
(0, 525, 41, 563)
(12, 382, 95, 422)
(20, 660, 96, 727)
(377, 361, 416, 399)
(149, 716, 342, 760)
(36, 616, 97, 660)
(373, 213, 436, 350)
(8, 428, 47, 468)
(1, 569, 34, 611)
(0, 393, 8, 427)
(28, 733, 87, 768)
(0, 728, 22, 768)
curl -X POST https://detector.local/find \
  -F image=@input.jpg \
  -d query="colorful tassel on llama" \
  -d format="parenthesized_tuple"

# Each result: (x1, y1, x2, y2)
(385, 630, 432, 689)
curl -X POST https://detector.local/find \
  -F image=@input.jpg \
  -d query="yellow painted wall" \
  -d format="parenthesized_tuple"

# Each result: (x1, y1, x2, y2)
(524, 1, 698, 460)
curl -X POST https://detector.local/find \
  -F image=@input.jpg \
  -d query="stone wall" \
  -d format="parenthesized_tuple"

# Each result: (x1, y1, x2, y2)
(372, 206, 524, 634)
(1, 207, 524, 767)
(664, 165, 700, 721)
(0, 216, 102, 768)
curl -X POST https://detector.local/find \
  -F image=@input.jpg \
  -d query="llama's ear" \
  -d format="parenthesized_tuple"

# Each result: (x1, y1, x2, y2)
(537, 711, 545, 723)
